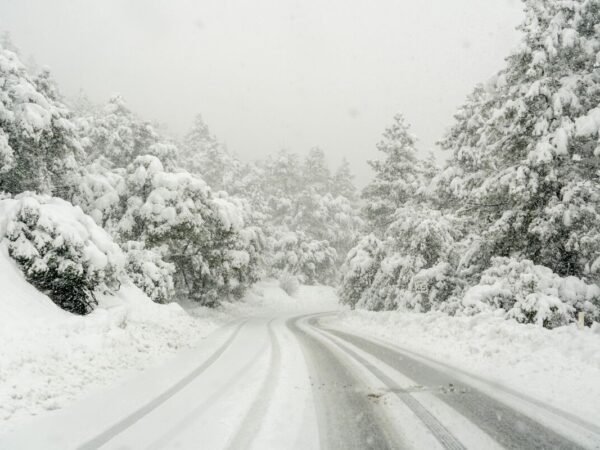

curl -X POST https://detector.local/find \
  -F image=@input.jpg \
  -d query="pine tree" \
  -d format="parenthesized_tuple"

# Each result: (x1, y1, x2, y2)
(331, 158, 357, 201)
(83, 95, 174, 168)
(0, 32, 19, 54)
(179, 114, 238, 191)
(263, 149, 303, 199)
(0, 45, 82, 196)
(361, 114, 426, 233)
(302, 147, 331, 194)
(439, 0, 600, 280)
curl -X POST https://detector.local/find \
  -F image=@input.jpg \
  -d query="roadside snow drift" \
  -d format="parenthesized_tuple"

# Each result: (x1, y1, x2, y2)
(0, 246, 223, 432)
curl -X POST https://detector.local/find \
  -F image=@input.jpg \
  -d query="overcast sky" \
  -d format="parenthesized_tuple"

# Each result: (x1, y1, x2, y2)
(0, 0, 523, 185)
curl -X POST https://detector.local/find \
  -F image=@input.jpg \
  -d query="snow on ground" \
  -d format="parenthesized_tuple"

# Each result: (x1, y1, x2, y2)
(0, 247, 225, 433)
(198, 279, 340, 319)
(324, 310, 600, 421)
(0, 242, 338, 435)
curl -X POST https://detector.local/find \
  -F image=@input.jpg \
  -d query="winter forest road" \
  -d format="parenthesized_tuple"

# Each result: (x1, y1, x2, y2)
(2, 312, 600, 450)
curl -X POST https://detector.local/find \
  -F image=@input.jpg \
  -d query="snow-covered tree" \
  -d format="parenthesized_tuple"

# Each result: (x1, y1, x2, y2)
(291, 190, 363, 261)
(0, 45, 82, 196)
(0, 32, 19, 55)
(269, 230, 338, 285)
(123, 241, 175, 304)
(362, 114, 429, 233)
(178, 114, 241, 191)
(438, 0, 600, 281)
(72, 153, 262, 305)
(302, 147, 331, 194)
(81, 95, 177, 169)
(338, 234, 385, 308)
(340, 205, 465, 312)
(71, 157, 126, 230)
(1, 194, 124, 314)
(115, 156, 260, 305)
(262, 149, 303, 200)
(331, 158, 357, 201)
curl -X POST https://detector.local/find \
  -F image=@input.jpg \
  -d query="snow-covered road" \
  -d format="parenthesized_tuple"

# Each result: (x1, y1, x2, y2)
(2, 311, 600, 449)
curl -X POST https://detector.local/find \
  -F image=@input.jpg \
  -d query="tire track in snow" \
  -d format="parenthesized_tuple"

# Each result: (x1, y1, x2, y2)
(340, 326, 600, 439)
(289, 314, 399, 450)
(145, 338, 270, 450)
(315, 317, 592, 450)
(77, 320, 248, 450)
(307, 322, 466, 450)
(226, 318, 282, 450)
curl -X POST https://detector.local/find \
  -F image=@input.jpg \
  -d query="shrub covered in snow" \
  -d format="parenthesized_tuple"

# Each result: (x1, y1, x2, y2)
(463, 257, 600, 328)
(0, 194, 124, 314)
(114, 156, 261, 305)
(270, 230, 338, 285)
(340, 205, 465, 312)
(123, 241, 175, 304)
(338, 234, 384, 308)
(71, 156, 125, 229)
(291, 189, 364, 263)
(71, 155, 263, 306)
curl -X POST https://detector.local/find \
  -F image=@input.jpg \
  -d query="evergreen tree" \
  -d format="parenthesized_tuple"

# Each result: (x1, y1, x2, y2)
(438, 0, 600, 280)
(179, 114, 239, 191)
(331, 158, 357, 201)
(302, 147, 331, 194)
(263, 149, 303, 199)
(82, 95, 176, 168)
(0, 32, 19, 54)
(0, 45, 82, 196)
(361, 114, 427, 233)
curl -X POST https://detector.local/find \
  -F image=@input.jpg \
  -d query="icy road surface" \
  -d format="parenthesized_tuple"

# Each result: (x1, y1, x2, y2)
(2, 313, 600, 449)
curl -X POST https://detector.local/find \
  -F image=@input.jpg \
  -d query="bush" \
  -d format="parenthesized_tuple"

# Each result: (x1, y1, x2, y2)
(278, 271, 299, 296)
(338, 234, 384, 308)
(462, 257, 600, 328)
(340, 206, 464, 312)
(123, 241, 175, 304)
(2, 194, 124, 314)
(270, 230, 338, 285)
(117, 156, 261, 306)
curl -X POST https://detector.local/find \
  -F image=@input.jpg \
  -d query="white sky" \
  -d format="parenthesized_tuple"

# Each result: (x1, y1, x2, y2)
(0, 0, 524, 185)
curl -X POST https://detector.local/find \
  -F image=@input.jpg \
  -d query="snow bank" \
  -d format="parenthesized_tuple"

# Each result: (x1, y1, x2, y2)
(0, 247, 222, 433)
(0, 243, 67, 328)
(324, 310, 600, 420)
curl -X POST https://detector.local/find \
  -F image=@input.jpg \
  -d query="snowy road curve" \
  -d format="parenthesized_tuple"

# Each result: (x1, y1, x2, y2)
(2, 312, 600, 449)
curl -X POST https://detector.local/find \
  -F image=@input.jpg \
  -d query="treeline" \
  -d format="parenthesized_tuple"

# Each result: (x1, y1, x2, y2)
(340, 0, 600, 328)
(0, 39, 361, 314)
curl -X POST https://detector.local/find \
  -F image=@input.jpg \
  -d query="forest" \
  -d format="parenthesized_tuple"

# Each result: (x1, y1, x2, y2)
(2, 1, 600, 448)
(1, 0, 600, 331)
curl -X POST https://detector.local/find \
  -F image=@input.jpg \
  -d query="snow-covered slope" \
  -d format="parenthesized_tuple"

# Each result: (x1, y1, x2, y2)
(0, 242, 68, 326)
(0, 245, 223, 432)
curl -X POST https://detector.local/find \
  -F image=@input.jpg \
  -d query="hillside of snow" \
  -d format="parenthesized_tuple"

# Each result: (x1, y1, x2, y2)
(0, 244, 227, 432)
